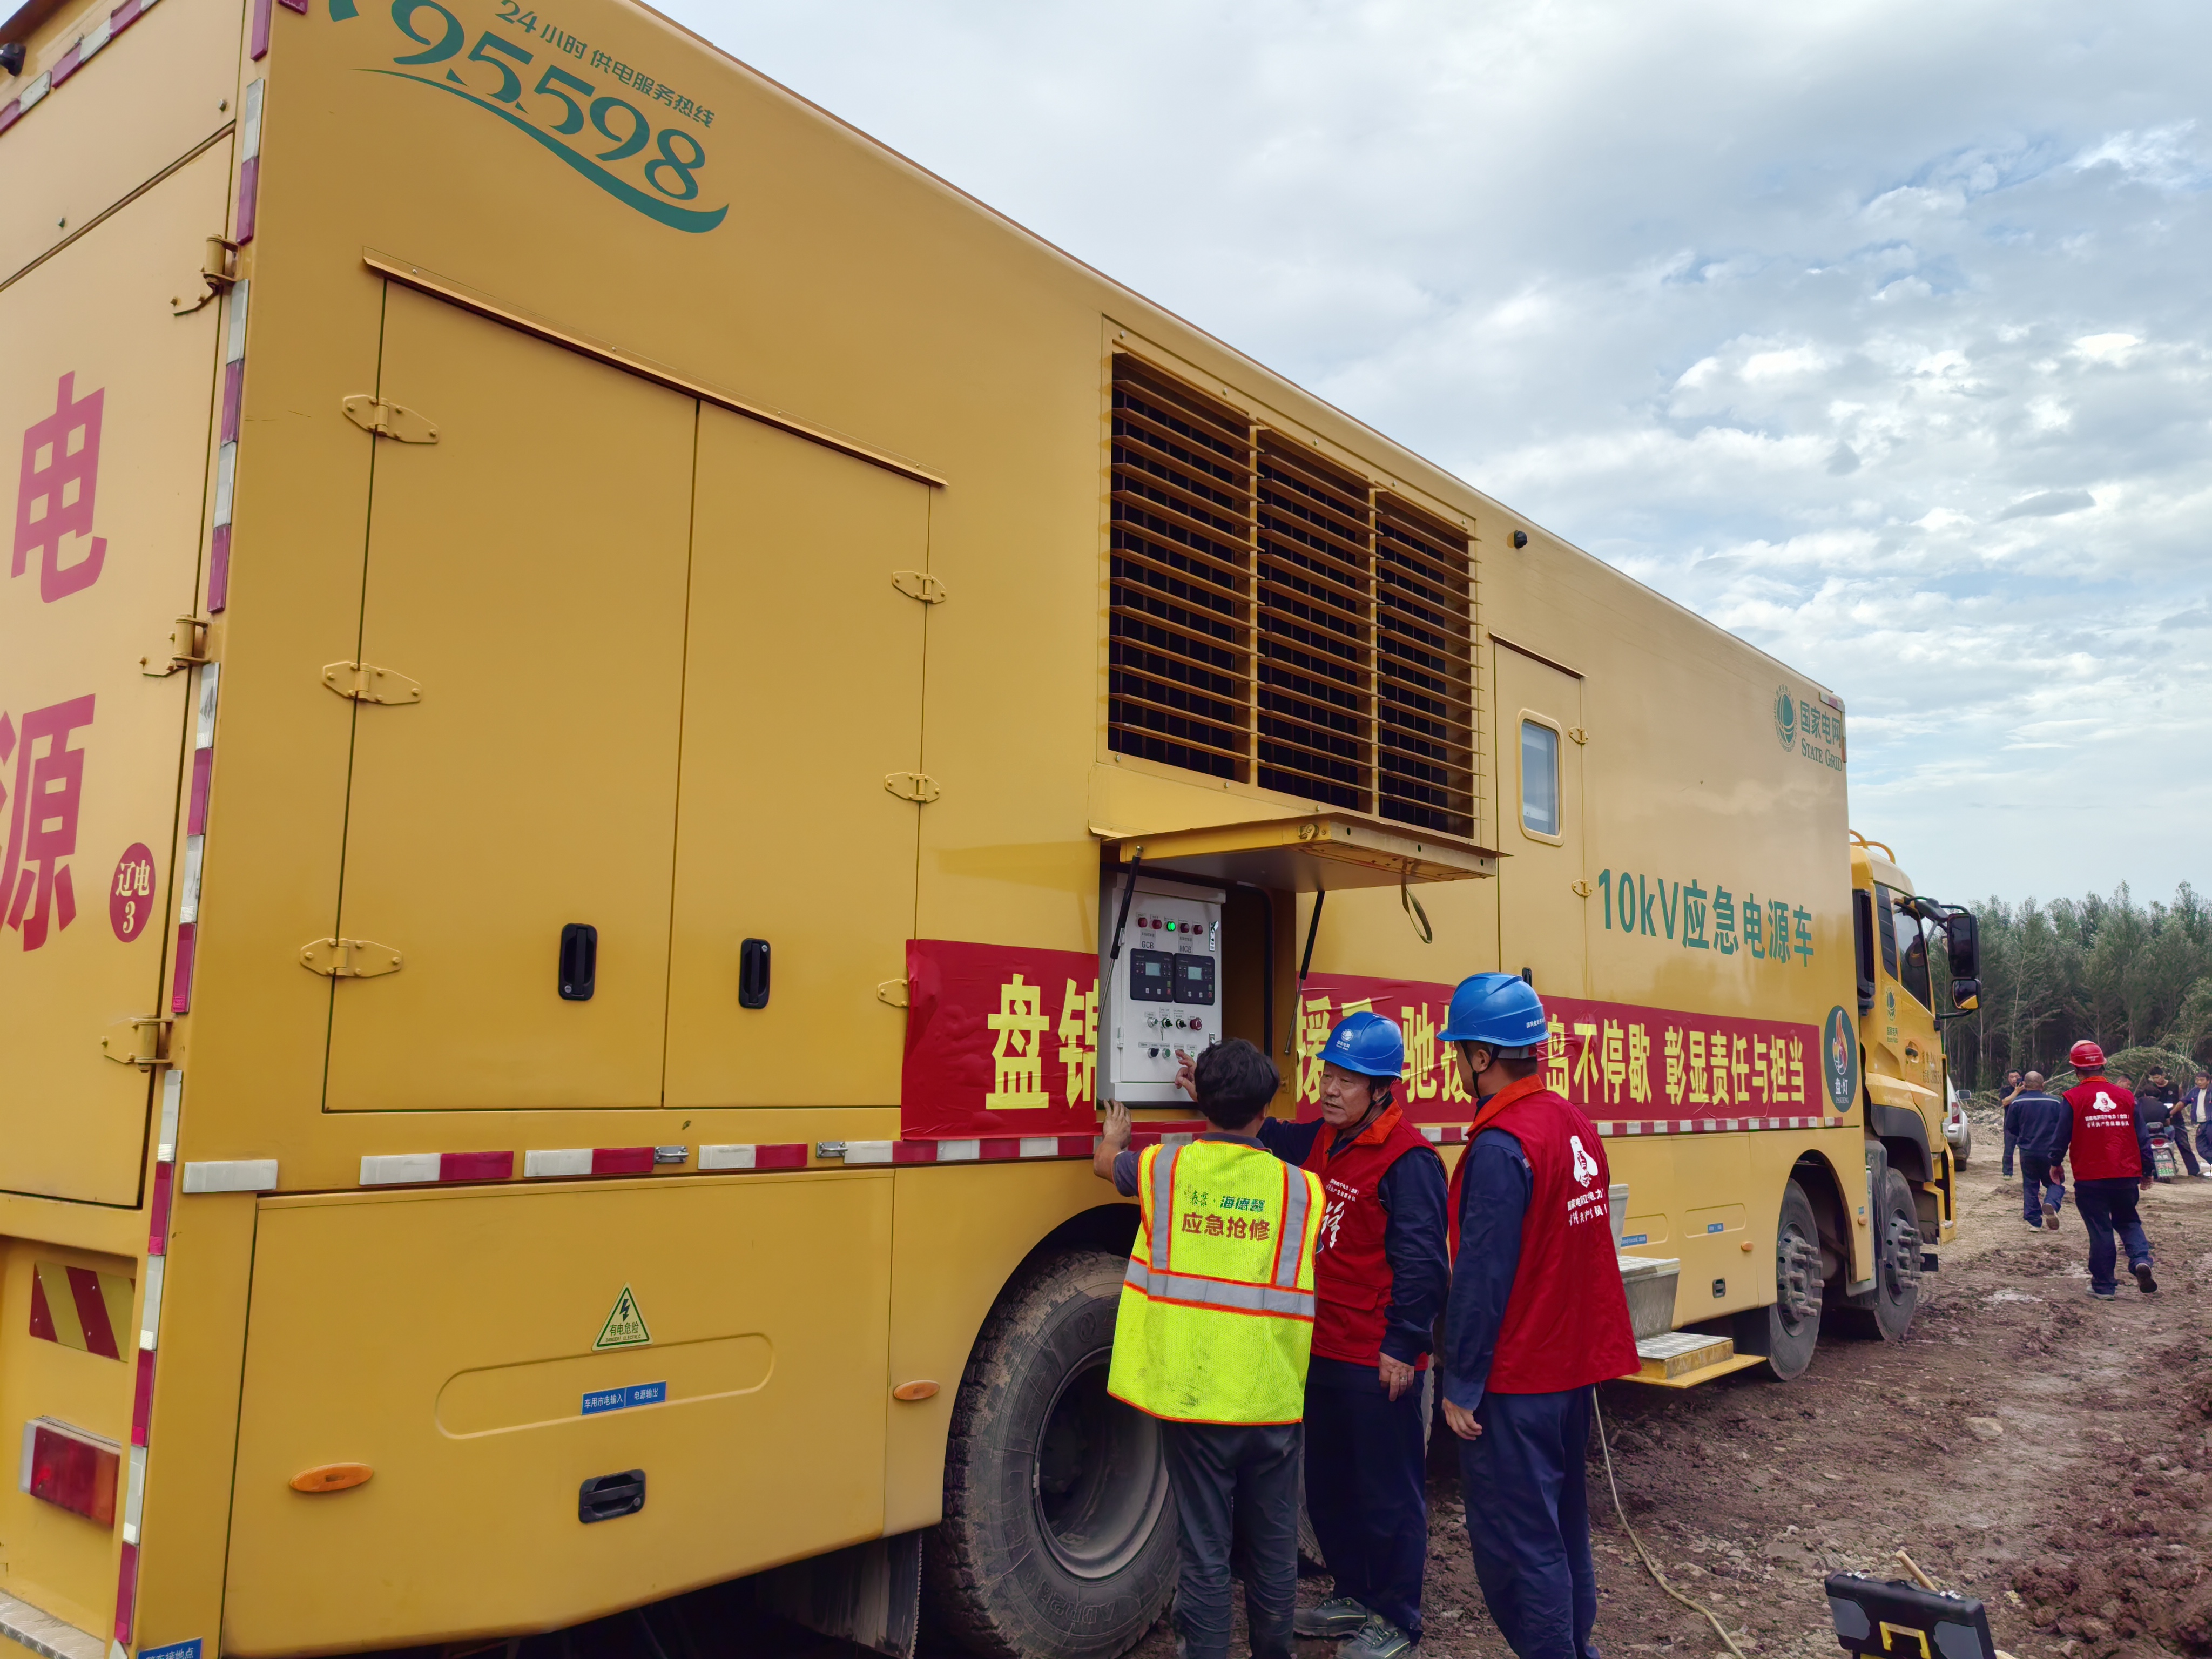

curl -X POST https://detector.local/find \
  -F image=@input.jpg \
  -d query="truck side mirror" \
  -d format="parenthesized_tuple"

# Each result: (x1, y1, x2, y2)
(1852, 889, 1877, 1011)
(1951, 976, 1981, 1013)
(1945, 910, 1979, 980)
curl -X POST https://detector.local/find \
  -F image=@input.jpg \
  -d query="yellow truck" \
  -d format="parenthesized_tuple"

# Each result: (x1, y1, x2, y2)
(0, 0, 1981, 1648)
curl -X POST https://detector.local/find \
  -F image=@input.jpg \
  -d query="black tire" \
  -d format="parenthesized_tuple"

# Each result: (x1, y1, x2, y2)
(923, 1250, 1176, 1659)
(1732, 1179, 1822, 1380)
(1296, 1368, 1433, 1569)
(1826, 1168, 1920, 1342)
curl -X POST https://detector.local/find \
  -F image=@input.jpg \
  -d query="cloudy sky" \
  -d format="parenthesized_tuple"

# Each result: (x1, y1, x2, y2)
(663, 0, 2212, 907)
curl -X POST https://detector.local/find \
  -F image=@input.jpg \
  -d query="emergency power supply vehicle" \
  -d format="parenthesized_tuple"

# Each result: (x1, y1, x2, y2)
(0, 0, 1979, 1648)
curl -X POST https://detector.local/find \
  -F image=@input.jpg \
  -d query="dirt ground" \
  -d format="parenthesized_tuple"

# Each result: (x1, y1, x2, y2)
(1330, 1166, 2212, 1659)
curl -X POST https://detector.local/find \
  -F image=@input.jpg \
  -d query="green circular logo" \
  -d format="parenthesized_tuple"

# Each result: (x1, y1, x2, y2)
(1822, 1006, 1859, 1112)
(1774, 686, 1798, 749)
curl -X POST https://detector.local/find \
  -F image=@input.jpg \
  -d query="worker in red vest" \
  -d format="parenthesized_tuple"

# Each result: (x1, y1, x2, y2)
(1438, 974, 1638, 1659)
(2052, 1040, 2159, 1298)
(1257, 1012, 1448, 1659)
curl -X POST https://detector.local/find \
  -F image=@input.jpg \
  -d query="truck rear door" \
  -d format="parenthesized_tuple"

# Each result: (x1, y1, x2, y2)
(0, 139, 231, 1203)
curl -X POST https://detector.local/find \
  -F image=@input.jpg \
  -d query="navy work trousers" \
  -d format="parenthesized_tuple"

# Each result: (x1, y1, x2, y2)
(2020, 1154, 2065, 1224)
(1159, 1419, 1301, 1659)
(2002, 1127, 2017, 1177)
(2074, 1177, 2152, 1294)
(1305, 1370, 1428, 1638)
(1458, 1386, 1601, 1659)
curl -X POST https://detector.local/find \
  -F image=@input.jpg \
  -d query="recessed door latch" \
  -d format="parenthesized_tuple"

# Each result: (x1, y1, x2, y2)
(891, 570, 947, 604)
(322, 662, 421, 705)
(300, 938, 403, 979)
(141, 615, 211, 677)
(884, 772, 940, 803)
(341, 395, 439, 443)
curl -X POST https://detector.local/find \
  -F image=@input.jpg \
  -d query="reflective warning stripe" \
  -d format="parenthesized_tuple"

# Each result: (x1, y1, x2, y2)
(1121, 1259, 1316, 1320)
(1148, 1144, 1178, 1274)
(1272, 1164, 1311, 1289)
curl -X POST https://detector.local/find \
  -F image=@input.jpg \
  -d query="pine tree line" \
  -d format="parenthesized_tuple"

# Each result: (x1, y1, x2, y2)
(1933, 884, 2212, 1090)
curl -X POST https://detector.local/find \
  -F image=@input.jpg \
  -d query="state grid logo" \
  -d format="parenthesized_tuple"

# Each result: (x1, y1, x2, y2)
(1773, 686, 1798, 750)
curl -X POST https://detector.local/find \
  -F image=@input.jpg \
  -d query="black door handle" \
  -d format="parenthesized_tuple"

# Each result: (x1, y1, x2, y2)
(739, 937, 770, 1008)
(559, 923, 597, 1001)
(578, 1469, 644, 1523)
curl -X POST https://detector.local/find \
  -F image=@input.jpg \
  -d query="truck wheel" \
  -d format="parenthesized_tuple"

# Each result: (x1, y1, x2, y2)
(923, 1250, 1176, 1659)
(1734, 1179, 1823, 1379)
(1827, 1169, 1920, 1342)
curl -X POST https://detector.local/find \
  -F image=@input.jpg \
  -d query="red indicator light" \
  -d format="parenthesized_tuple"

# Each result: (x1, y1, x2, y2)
(24, 1419, 119, 1526)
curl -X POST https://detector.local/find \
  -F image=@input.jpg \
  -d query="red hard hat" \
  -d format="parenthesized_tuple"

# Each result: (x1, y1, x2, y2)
(2069, 1040, 2106, 1069)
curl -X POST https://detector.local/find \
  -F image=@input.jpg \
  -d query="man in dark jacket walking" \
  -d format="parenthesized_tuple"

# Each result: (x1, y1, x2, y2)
(2009, 1073, 2068, 1230)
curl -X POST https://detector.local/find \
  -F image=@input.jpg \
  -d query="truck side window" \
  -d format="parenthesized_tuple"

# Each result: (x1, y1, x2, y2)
(1520, 719, 1560, 836)
(1886, 888, 1932, 1009)
(1873, 882, 1900, 980)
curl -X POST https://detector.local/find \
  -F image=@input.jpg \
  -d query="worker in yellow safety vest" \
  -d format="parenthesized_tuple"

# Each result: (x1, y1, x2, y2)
(1092, 1037, 1325, 1659)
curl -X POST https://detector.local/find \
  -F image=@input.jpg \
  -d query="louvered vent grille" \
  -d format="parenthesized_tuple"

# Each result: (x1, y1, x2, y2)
(1376, 497, 1476, 837)
(1257, 437, 1372, 809)
(1106, 355, 1478, 834)
(1108, 360, 1255, 779)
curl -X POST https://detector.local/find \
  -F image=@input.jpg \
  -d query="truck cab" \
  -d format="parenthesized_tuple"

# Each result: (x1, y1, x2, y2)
(1850, 834, 1979, 1264)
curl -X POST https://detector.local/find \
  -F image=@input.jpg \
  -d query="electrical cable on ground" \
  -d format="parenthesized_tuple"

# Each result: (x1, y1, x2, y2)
(1591, 1393, 1752, 1659)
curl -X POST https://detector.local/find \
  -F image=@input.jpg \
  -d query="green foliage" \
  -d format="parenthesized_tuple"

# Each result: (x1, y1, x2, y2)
(1936, 882, 2212, 1090)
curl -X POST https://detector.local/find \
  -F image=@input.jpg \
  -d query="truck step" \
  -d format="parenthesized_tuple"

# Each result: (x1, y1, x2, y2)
(1621, 1331, 1771, 1390)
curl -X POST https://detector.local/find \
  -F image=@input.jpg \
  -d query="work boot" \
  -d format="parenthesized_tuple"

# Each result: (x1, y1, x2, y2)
(1294, 1599, 1370, 1640)
(1340, 1615, 1414, 1659)
(2092, 1287, 2118, 1299)
(2133, 1259, 2159, 1293)
(2042, 1204, 2060, 1230)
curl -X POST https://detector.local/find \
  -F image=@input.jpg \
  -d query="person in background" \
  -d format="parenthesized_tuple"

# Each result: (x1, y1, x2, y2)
(1438, 974, 1639, 1659)
(2009, 1071, 2068, 1230)
(1092, 1041, 1324, 1659)
(1999, 1070, 2026, 1177)
(2155, 1068, 2205, 1178)
(2053, 1041, 2157, 1299)
(2139, 1068, 2181, 1181)
(2188, 1071, 2212, 1178)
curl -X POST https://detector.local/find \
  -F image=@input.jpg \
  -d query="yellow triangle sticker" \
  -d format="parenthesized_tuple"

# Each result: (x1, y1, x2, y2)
(594, 1284, 651, 1350)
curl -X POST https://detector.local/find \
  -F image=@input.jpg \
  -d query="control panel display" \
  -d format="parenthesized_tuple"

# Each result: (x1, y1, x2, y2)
(1104, 878, 1226, 1102)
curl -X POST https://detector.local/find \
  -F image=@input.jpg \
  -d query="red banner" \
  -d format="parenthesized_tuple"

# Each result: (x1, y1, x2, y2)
(901, 939, 1101, 1140)
(899, 943, 1830, 1142)
(1291, 973, 1824, 1124)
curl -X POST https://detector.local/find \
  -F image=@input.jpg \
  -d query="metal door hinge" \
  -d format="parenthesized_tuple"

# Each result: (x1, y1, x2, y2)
(1567, 727, 1588, 745)
(300, 938, 403, 978)
(1571, 880, 1592, 898)
(101, 1017, 175, 1069)
(172, 236, 239, 315)
(322, 662, 422, 705)
(141, 615, 211, 677)
(883, 772, 940, 804)
(341, 395, 439, 443)
(891, 570, 947, 604)
(875, 979, 909, 1008)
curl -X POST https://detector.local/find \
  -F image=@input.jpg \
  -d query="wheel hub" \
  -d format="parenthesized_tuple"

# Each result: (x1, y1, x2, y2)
(1776, 1228, 1822, 1327)
(1880, 1210, 1921, 1299)
(1032, 1347, 1170, 1581)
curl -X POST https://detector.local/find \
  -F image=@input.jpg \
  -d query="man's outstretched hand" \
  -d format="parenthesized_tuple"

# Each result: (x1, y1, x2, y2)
(1092, 1102, 1133, 1182)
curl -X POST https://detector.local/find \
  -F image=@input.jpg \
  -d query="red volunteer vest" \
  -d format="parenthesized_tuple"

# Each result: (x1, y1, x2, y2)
(1301, 1102, 1437, 1367)
(2062, 1078, 2143, 1180)
(1448, 1076, 1640, 1394)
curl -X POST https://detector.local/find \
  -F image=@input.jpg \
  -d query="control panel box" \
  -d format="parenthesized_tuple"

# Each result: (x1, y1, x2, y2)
(1103, 875, 1225, 1103)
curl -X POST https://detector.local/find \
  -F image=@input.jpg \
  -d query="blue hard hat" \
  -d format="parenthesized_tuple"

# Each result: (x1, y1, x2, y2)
(1440, 973, 1549, 1054)
(1318, 1010, 1405, 1080)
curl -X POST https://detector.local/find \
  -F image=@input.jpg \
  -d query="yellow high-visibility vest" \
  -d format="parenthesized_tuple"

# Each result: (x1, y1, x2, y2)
(1107, 1137, 1324, 1425)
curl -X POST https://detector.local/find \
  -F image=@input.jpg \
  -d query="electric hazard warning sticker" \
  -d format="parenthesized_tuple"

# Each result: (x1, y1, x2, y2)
(594, 1284, 651, 1350)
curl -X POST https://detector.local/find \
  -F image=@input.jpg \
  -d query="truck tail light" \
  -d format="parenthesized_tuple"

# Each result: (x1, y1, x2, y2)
(20, 1418, 120, 1525)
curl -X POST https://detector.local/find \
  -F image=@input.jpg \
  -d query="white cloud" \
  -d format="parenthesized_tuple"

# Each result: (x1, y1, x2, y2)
(663, 0, 2212, 901)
